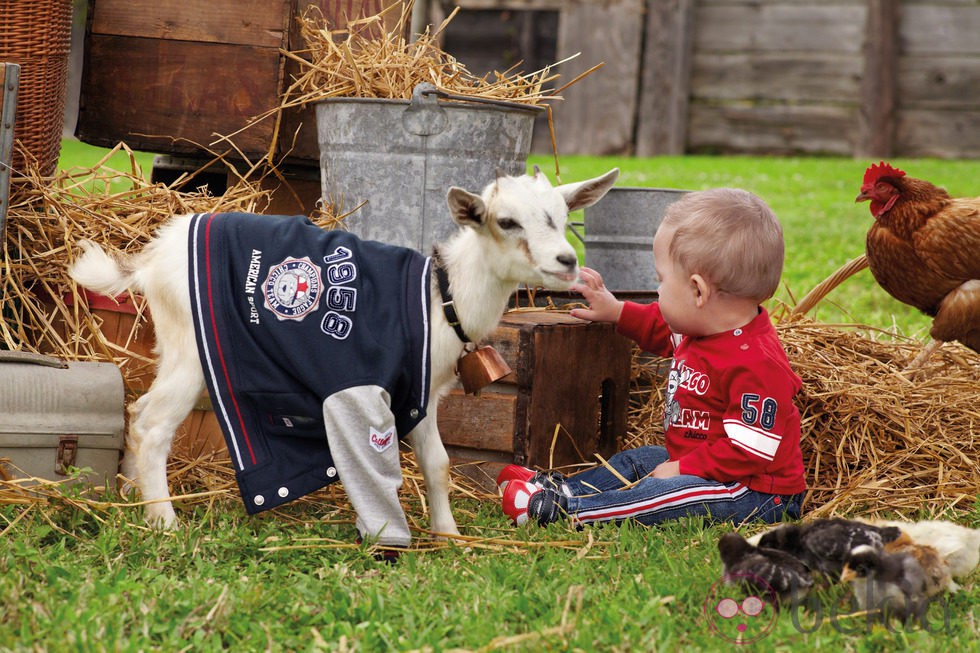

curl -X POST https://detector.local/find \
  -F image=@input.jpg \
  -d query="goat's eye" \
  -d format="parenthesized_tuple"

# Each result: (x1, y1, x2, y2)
(496, 218, 522, 231)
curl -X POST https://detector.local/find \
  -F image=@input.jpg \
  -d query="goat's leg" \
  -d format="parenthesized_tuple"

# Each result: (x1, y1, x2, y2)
(408, 414, 460, 538)
(129, 356, 205, 528)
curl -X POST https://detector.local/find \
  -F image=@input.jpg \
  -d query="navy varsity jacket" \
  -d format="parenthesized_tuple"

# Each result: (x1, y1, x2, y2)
(188, 212, 432, 515)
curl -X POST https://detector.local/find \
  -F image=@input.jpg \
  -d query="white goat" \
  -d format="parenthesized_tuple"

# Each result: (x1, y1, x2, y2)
(69, 167, 619, 545)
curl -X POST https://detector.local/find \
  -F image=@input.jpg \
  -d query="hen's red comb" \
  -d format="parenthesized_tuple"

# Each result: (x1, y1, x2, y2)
(863, 161, 906, 186)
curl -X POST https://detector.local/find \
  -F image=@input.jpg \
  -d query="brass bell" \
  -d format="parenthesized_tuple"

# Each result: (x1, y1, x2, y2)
(456, 345, 512, 395)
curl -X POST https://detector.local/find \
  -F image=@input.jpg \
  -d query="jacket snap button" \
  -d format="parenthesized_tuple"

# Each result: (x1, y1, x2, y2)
(410, 409, 419, 419)
(326, 467, 337, 478)
(278, 487, 289, 498)
(254, 495, 265, 506)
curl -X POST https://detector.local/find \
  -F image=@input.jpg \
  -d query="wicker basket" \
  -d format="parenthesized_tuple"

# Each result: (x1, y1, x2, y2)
(0, 0, 73, 177)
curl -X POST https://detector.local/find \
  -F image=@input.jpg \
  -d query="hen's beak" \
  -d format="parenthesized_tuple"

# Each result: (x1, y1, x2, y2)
(855, 191, 870, 203)
(840, 566, 856, 583)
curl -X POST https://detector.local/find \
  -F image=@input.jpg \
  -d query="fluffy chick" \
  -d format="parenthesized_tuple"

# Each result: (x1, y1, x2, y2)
(758, 518, 902, 578)
(869, 519, 980, 581)
(718, 532, 813, 604)
(884, 532, 952, 596)
(841, 544, 928, 622)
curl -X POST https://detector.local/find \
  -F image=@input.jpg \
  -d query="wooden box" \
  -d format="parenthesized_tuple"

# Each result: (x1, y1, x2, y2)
(77, 0, 402, 163)
(437, 310, 633, 491)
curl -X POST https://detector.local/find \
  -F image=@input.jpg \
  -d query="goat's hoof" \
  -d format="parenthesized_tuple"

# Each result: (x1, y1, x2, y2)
(431, 526, 462, 541)
(145, 506, 178, 530)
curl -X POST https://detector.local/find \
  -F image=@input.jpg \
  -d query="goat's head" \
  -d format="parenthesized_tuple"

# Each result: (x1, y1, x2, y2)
(445, 166, 619, 289)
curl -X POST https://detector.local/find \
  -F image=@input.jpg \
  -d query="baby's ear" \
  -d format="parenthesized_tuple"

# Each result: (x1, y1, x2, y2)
(690, 274, 711, 305)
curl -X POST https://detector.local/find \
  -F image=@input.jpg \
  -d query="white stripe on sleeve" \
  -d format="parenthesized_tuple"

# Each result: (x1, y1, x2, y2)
(723, 419, 780, 461)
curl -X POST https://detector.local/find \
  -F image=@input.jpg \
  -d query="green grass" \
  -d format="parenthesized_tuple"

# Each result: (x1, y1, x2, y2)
(3, 487, 979, 651)
(14, 143, 975, 651)
(58, 138, 157, 176)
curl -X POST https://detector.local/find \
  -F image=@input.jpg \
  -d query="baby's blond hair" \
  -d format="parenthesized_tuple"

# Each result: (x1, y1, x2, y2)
(661, 188, 784, 302)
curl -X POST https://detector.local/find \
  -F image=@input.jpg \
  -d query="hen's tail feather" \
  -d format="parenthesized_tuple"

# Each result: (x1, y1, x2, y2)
(68, 240, 139, 297)
(930, 279, 980, 353)
(791, 254, 870, 316)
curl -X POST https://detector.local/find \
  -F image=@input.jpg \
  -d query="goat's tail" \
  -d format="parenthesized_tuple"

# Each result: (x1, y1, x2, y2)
(69, 240, 140, 297)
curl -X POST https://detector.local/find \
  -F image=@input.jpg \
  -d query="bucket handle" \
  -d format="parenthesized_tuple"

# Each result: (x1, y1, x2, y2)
(402, 83, 545, 136)
(402, 83, 448, 136)
(420, 85, 547, 113)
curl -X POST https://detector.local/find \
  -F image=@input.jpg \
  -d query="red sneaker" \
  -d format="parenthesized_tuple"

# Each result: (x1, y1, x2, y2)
(496, 464, 535, 492)
(501, 480, 567, 526)
(501, 480, 539, 526)
(497, 465, 572, 496)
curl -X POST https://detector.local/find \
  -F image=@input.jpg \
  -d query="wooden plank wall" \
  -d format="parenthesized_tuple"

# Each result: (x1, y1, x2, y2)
(894, 0, 980, 158)
(436, 0, 979, 158)
(76, 0, 978, 159)
(687, 0, 868, 156)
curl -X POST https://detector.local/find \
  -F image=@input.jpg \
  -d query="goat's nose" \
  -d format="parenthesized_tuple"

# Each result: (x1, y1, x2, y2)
(557, 253, 578, 269)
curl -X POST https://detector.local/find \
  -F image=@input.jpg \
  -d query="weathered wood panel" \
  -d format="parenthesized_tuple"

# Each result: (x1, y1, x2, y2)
(691, 53, 863, 102)
(687, 1, 868, 156)
(90, 0, 290, 47)
(693, 2, 866, 54)
(635, 0, 695, 156)
(76, 0, 980, 162)
(78, 35, 282, 155)
(901, 3, 980, 55)
(553, 0, 645, 155)
(896, 109, 980, 159)
(857, 0, 899, 158)
(898, 58, 980, 109)
(687, 104, 856, 155)
(894, 1, 980, 157)
(439, 392, 518, 453)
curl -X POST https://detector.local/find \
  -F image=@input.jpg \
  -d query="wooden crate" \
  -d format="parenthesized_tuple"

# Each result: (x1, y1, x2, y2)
(77, 0, 402, 163)
(437, 310, 632, 491)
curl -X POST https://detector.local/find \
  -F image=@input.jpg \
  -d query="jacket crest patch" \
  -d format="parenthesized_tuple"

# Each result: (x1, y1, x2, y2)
(263, 256, 322, 321)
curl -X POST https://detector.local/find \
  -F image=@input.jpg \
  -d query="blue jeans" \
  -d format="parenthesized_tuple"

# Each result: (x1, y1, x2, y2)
(564, 446, 803, 527)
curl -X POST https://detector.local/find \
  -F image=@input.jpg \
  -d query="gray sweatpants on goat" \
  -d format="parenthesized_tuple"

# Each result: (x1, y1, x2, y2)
(323, 386, 412, 547)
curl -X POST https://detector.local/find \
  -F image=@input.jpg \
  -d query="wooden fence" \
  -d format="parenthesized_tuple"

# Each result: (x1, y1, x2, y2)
(434, 0, 980, 158)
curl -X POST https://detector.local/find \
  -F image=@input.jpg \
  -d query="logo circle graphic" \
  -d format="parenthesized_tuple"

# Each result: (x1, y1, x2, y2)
(703, 572, 778, 644)
(263, 257, 322, 321)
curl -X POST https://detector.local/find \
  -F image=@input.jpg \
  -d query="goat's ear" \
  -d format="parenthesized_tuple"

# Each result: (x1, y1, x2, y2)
(446, 187, 488, 228)
(557, 168, 620, 212)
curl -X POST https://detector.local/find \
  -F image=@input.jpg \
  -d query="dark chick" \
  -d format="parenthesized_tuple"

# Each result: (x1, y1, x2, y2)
(841, 544, 929, 622)
(718, 532, 813, 604)
(759, 518, 902, 578)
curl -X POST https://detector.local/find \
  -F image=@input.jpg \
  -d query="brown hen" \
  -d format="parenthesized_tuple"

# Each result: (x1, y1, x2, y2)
(856, 162, 980, 358)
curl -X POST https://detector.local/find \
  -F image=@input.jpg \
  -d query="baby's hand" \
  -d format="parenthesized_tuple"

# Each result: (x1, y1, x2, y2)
(650, 460, 680, 479)
(569, 267, 624, 324)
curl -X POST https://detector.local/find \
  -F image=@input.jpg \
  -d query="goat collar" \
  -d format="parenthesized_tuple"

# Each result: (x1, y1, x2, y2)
(432, 250, 471, 344)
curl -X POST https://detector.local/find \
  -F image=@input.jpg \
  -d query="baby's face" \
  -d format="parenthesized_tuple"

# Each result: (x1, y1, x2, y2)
(652, 228, 702, 336)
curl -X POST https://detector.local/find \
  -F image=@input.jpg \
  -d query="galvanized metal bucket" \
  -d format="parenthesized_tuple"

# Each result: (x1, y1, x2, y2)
(583, 186, 689, 291)
(315, 83, 542, 253)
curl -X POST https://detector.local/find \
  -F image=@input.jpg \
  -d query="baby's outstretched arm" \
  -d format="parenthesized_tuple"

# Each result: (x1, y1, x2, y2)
(569, 267, 625, 324)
